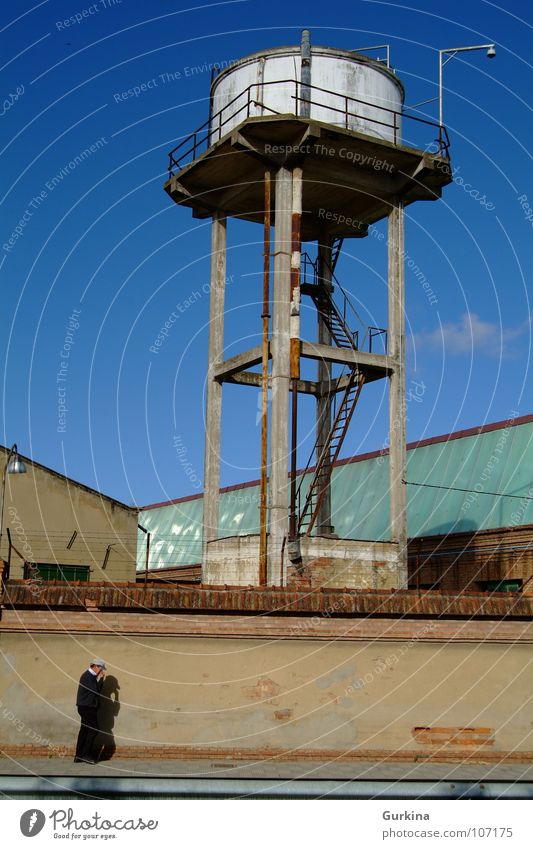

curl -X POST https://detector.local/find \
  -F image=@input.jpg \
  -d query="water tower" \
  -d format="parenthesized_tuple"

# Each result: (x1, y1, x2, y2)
(164, 32, 451, 588)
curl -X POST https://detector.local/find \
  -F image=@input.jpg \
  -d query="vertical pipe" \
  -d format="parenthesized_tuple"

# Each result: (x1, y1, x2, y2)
(0, 457, 9, 554)
(388, 199, 407, 587)
(144, 532, 150, 587)
(259, 172, 271, 586)
(300, 29, 311, 118)
(269, 168, 293, 584)
(6, 526, 12, 582)
(438, 51, 444, 128)
(202, 213, 227, 567)
(289, 168, 302, 540)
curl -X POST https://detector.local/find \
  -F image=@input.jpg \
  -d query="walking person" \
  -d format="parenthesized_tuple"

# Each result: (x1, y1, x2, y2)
(74, 658, 106, 763)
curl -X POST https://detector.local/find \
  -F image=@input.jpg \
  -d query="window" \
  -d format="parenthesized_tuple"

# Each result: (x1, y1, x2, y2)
(478, 579, 522, 593)
(24, 563, 90, 582)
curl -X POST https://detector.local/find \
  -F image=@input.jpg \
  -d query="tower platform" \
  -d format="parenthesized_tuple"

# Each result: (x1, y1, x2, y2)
(164, 115, 452, 239)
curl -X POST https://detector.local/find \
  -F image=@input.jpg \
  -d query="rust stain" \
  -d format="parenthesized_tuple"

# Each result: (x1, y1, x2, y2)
(291, 212, 301, 261)
(319, 691, 340, 706)
(274, 708, 293, 721)
(290, 337, 300, 379)
(243, 677, 281, 702)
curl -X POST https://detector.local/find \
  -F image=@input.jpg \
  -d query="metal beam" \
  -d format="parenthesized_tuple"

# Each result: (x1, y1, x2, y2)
(2, 775, 530, 800)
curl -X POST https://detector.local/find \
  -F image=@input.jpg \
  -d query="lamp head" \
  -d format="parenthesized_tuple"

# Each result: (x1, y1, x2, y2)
(6, 445, 27, 475)
(486, 45, 496, 58)
(8, 457, 27, 474)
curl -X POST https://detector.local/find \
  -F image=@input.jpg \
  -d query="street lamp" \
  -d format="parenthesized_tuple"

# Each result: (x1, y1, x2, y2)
(439, 44, 496, 126)
(0, 443, 27, 550)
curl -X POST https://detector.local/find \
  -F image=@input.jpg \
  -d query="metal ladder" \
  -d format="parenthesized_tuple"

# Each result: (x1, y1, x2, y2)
(296, 367, 365, 536)
(308, 284, 359, 350)
(331, 237, 343, 272)
(295, 255, 366, 536)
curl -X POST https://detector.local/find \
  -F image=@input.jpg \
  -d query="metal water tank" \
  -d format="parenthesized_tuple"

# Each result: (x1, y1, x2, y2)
(210, 39, 404, 145)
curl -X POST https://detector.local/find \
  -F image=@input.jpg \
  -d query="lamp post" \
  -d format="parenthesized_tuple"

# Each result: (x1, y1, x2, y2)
(0, 444, 27, 552)
(439, 44, 496, 127)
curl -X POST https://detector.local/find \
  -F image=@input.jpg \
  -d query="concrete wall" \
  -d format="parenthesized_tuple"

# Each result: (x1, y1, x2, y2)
(205, 534, 401, 589)
(290, 536, 401, 589)
(204, 536, 260, 585)
(0, 448, 137, 582)
(0, 613, 531, 761)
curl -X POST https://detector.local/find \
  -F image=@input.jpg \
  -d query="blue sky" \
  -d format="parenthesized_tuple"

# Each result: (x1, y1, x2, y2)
(1, 0, 531, 506)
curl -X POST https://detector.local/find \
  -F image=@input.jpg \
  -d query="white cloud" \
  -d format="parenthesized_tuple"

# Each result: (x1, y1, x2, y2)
(411, 312, 530, 359)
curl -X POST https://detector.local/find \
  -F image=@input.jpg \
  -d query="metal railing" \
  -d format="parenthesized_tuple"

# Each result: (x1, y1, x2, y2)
(168, 78, 450, 175)
(301, 252, 387, 355)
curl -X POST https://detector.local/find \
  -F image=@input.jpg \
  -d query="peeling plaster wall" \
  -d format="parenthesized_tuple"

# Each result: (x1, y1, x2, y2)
(0, 630, 531, 757)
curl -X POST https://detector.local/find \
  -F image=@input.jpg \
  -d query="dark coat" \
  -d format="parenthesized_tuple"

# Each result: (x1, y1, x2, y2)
(76, 669, 103, 709)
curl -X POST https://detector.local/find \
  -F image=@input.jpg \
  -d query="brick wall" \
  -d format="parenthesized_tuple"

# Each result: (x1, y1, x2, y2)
(408, 524, 533, 593)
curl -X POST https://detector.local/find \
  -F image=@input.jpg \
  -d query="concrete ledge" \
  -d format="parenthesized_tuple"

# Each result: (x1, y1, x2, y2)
(2, 609, 532, 641)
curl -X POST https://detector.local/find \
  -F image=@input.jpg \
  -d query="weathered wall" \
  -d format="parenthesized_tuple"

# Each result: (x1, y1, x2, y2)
(408, 524, 533, 593)
(205, 534, 402, 588)
(204, 535, 260, 585)
(289, 536, 401, 589)
(0, 447, 137, 582)
(0, 613, 531, 761)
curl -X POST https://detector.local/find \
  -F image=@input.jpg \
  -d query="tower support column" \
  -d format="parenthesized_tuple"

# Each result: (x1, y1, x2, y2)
(316, 235, 335, 536)
(388, 199, 407, 586)
(202, 212, 227, 564)
(269, 167, 293, 584)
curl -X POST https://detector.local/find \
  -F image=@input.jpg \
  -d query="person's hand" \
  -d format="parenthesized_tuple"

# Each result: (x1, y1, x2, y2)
(97, 670, 106, 681)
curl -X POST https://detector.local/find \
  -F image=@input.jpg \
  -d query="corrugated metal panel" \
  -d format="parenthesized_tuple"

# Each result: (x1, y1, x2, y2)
(139, 498, 204, 568)
(138, 419, 533, 570)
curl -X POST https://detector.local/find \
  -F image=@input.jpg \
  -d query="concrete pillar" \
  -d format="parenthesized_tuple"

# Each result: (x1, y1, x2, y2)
(316, 235, 335, 536)
(269, 167, 292, 584)
(388, 200, 407, 586)
(202, 213, 227, 565)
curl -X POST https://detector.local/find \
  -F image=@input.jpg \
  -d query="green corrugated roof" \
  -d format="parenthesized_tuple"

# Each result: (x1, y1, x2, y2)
(137, 416, 533, 569)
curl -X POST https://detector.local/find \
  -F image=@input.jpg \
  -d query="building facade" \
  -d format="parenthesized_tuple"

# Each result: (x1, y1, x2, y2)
(0, 446, 137, 584)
